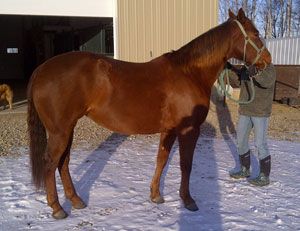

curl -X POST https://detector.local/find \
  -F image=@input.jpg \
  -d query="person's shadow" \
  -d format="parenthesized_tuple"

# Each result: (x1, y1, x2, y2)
(61, 132, 128, 214)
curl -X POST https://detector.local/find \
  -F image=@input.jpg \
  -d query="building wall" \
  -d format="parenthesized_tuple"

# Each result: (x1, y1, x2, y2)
(267, 37, 300, 65)
(0, 0, 113, 17)
(117, 0, 219, 62)
(274, 65, 300, 101)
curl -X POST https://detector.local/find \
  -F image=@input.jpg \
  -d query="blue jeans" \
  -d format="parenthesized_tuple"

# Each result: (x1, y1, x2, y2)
(237, 115, 270, 160)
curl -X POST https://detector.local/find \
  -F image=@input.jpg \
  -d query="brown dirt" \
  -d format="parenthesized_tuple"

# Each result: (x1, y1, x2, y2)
(0, 100, 299, 157)
(205, 100, 300, 142)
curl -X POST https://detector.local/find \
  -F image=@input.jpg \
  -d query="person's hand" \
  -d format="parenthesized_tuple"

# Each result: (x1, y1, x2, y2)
(247, 65, 258, 76)
(226, 62, 233, 70)
(226, 62, 242, 75)
(239, 66, 250, 81)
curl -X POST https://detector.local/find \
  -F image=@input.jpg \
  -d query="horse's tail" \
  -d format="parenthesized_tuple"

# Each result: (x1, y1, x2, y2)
(27, 72, 47, 190)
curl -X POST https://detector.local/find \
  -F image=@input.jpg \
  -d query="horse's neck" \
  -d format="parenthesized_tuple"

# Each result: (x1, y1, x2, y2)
(174, 21, 234, 88)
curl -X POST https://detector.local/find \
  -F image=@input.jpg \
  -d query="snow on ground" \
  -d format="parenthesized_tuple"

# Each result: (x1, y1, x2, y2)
(1, 132, 300, 231)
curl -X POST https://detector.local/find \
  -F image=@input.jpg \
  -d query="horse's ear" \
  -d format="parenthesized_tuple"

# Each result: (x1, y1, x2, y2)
(237, 8, 246, 23)
(228, 9, 236, 19)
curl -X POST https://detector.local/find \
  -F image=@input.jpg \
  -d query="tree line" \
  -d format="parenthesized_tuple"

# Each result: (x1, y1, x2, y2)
(219, 0, 300, 38)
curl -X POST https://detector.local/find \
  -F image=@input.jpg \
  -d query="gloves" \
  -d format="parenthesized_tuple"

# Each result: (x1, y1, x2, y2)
(247, 65, 258, 76)
(226, 62, 233, 70)
(226, 62, 241, 75)
(239, 66, 250, 81)
(226, 62, 254, 81)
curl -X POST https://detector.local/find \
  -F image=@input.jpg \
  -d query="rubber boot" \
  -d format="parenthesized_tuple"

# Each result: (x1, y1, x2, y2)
(249, 155, 271, 186)
(230, 151, 251, 179)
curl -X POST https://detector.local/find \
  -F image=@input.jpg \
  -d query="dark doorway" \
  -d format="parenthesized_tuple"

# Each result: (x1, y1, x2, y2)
(0, 15, 113, 82)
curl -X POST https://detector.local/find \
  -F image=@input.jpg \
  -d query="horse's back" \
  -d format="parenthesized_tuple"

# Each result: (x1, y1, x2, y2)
(30, 51, 209, 135)
(30, 52, 168, 134)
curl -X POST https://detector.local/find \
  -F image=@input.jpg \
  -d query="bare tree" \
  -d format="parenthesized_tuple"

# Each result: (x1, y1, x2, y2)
(251, 0, 257, 22)
(267, 0, 273, 38)
(219, 0, 239, 23)
(295, 0, 300, 36)
(242, 0, 248, 16)
(271, 0, 283, 38)
(236, 0, 239, 13)
(242, 0, 245, 11)
(218, 0, 298, 38)
(286, 0, 291, 37)
(219, 0, 229, 23)
(280, 0, 285, 37)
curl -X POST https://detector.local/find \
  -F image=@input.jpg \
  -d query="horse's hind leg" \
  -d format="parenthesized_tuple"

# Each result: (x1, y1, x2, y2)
(58, 130, 86, 209)
(44, 131, 73, 219)
(150, 131, 176, 204)
(178, 127, 200, 211)
(7, 96, 13, 110)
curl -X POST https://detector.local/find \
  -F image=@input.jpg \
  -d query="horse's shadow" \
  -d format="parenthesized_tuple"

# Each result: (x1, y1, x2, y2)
(61, 132, 128, 214)
(159, 140, 178, 199)
(211, 86, 239, 172)
(177, 122, 223, 230)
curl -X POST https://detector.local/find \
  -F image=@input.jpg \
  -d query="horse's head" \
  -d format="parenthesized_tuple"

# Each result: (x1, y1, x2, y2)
(229, 8, 271, 69)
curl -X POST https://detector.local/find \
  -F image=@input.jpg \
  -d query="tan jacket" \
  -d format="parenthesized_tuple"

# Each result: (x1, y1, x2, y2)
(228, 64, 276, 117)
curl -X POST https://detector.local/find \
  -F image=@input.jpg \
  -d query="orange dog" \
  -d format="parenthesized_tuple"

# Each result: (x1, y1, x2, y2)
(0, 84, 13, 110)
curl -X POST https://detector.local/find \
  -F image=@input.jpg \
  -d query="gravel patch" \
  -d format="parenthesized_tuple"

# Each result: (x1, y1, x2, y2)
(0, 100, 299, 157)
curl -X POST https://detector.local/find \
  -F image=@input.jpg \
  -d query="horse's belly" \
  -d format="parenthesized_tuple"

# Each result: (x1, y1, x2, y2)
(87, 107, 162, 135)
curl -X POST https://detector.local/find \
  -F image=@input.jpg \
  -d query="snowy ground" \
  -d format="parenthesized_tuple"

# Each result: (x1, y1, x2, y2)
(1, 132, 300, 231)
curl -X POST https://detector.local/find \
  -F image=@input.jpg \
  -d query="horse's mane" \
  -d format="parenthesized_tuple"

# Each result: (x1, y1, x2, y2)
(164, 19, 233, 71)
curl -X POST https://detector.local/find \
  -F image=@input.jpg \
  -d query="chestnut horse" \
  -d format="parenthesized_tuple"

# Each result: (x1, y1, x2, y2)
(27, 9, 271, 219)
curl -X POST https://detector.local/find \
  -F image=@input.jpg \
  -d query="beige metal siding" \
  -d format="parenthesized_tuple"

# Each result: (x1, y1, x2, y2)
(117, 0, 219, 62)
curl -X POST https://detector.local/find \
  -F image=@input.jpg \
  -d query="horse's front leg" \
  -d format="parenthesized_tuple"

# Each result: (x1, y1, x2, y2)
(150, 131, 176, 204)
(178, 127, 200, 211)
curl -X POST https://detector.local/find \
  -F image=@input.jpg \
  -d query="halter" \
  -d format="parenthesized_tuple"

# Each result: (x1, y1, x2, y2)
(217, 20, 267, 105)
(234, 19, 265, 66)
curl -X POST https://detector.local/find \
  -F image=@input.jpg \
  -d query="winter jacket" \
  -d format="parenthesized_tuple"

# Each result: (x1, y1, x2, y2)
(228, 64, 276, 117)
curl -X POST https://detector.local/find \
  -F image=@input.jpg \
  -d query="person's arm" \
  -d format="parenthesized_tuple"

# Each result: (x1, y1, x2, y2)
(226, 63, 248, 87)
(253, 64, 276, 89)
(228, 69, 241, 87)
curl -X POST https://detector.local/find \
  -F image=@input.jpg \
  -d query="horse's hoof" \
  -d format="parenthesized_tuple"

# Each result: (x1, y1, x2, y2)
(73, 201, 87, 209)
(151, 196, 165, 204)
(185, 203, 199, 211)
(52, 209, 68, 219)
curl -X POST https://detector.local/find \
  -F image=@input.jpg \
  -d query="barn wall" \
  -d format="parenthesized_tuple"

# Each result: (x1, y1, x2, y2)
(117, 0, 219, 62)
(267, 37, 300, 65)
(274, 65, 300, 101)
(0, 0, 113, 17)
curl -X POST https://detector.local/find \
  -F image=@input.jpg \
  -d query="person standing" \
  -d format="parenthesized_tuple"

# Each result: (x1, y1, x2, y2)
(226, 62, 276, 186)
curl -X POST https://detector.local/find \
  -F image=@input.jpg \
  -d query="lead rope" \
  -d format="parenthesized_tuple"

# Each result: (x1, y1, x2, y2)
(217, 67, 255, 104)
